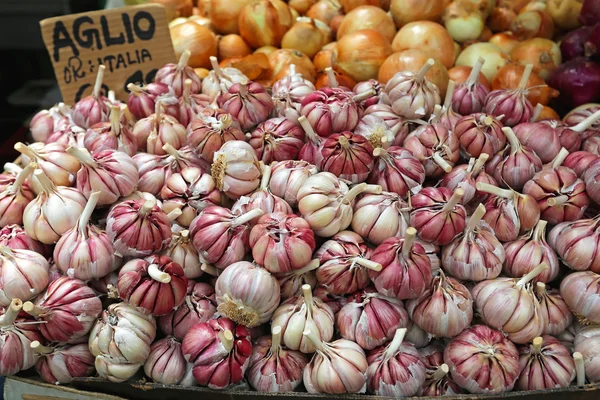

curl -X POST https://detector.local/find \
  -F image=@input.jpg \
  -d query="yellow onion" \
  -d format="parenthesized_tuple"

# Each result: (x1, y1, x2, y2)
(239, 0, 294, 49)
(443, 1, 485, 43)
(456, 42, 509, 82)
(170, 22, 217, 69)
(389, 0, 444, 28)
(282, 17, 329, 59)
(337, 6, 396, 43)
(209, 0, 254, 34)
(392, 21, 454, 69)
(334, 30, 392, 82)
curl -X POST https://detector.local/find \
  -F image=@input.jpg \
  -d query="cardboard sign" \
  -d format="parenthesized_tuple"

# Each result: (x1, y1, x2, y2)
(40, 4, 175, 104)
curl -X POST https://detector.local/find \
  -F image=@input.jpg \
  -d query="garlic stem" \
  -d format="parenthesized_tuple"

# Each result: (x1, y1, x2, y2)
(532, 336, 543, 354)
(23, 301, 44, 317)
(430, 105, 442, 124)
(547, 195, 569, 206)
(298, 116, 320, 145)
(167, 208, 183, 221)
(209, 56, 226, 80)
(3, 163, 23, 176)
(139, 198, 156, 215)
(13, 142, 38, 161)
(289, 64, 297, 76)
(201, 263, 219, 276)
(220, 329, 234, 352)
(416, 59, 435, 82)
(30, 341, 54, 355)
(502, 127, 521, 153)
(402, 227, 417, 257)
(432, 152, 452, 173)
(108, 90, 116, 103)
(517, 263, 549, 287)
(443, 80, 456, 110)
(342, 183, 367, 204)
(352, 89, 376, 104)
(0, 299, 22, 326)
(9, 163, 35, 194)
(147, 264, 172, 283)
(271, 326, 282, 354)
(178, 50, 191, 69)
(550, 148, 569, 168)
(530, 103, 544, 122)
(302, 284, 313, 306)
(384, 328, 407, 359)
(354, 257, 382, 271)
(78, 191, 101, 233)
(338, 135, 350, 148)
(574, 351, 586, 386)
(67, 146, 97, 167)
(293, 259, 320, 276)
(467, 57, 485, 87)
(154, 97, 162, 124)
(238, 83, 248, 97)
(302, 329, 324, 352)
(571, 109, 600, 133)
(471, 153, 489, 177)
(33, 170, 56, 193)
(373, 147, 389, 159)
(183, 79, 192, 102)
(127, 83, 143, 94)
(535, 282, 547, 297)
(162, 143, 180, 158)
(231, 209, 264, 227)
(93, 65, 106, 98)
(466, 204, 486, 232)
(364, 184, 382, 194)
(260, 164, 272, 190)
(106, 284, 119, 299)
(109, 105, 121, 136)
(325, 67, 338, 88)
(432, 364, 449, 380)
(518, 64, 534, 91)
(532, 220, 547, 240)
(441, 188, 463, 213)
(475, 182, 513, 198)
(180, 230, 189, 240)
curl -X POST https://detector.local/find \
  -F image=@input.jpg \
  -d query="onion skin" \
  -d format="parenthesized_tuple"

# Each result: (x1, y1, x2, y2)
(170, 22, 217, 69)
(238, 0, 293, 49)
(444, 325, 520, 394)
(337, 6, 396, 43)
(391, 21, 455, 68)
(517, 335, 575, 390)
(389, 0, 444, 28)
(334, 29, 392, 82)
(548, 58, 600, 113)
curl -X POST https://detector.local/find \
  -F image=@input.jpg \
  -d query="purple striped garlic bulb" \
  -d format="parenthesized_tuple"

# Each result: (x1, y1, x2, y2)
(299, 86, 360, 138)
(362, 103, 411, 142)
(366, 328, 426, 396)
(126, 82, 170, 120)
(94, 354, 143, 383)
(187, 108, 245, 164)
(574, 325, 600, 383)
(271, 284, 335, 354)
(483, 64, 534, 127)
(30, 102, 71, 142)
(472, 263, 549, 344)
(440, 154, 497, 206)
(535, 282, 573, 336)
(548, 217, 600, 273)
(268, 160, 318, 208)
(272, 64, 315, 104)
(418, 344, 462, 396)
(72, 66, 110, 128)
(248, 117, 305, 163)
(303, 329, 368, 394)
(407, 271, 473, 338)
(452, 57, 489, 115)
(0, 163, 35, 227)
(444, 325, 520, 394)
(517, 336, 575, 390)
(23, 276, 102, 343)
(0, 247, 49, 307)
(0, 299, 43, 376)
(367, 146, 426, 198)
(403, 122, 460, 179)
(247, 326, 309, 392)
(162, 230, 202, 279)
(218, 81, 274, 130)
(276, 259, 319, 300)
(144, 336, 194, 386)
(337, 287, 409, 350)
(32, 342, 95, 384)
(560, 271, 600, 324)
(14, 142, 80, 189)
(0, 224, 47, 256)
(154, 50, 201, 97)
(453, 113, 505, 159)
(139, 99, 187, 155)
(354, 115, 395, 149)
(211, 140, 261, 200)
(351, 191, 410, 246)
(83, 105, 137, 157)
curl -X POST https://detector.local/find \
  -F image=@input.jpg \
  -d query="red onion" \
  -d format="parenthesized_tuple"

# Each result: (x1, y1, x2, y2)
(0, 299, 43, 376)
(182, 318, 252, 389)
(574, 325, 600, 382)
(440, 154, 497, 205)
(442, 204, 505, 281)
(503, 220, 559, 283)
(0, 224, 47, 255)
(477, 182, 541, 242)
(410, 187, 466, 245)
(297, 115, 323, 164)
(472, 263, 549, 343)
(384, 59, 441, 120)
(247, 326, 309, 392)
(316, 131, 374, 183)
(351, 191, 410, 245)
(117, 255, 188, 316)
(404, 122, 459, 178)
(187, 108, 245, 163)
(23, 276, 101, 343)
(144, 336, 194, 385)
(300, 86, 361, 138)
(315, 231, 381, 295)
(84, 105, 137, 157)
(560, 26, 594, 61)
(33, 342, 95, 384)
(155, 50, 202, 97)
(126, 82, 170, 120)
(30, 103, 71, 142)
(354, 115, 395, 149)
(564, 151, 599, 178)
(72, 66, 110, 128)
(217, 82, 274, 130)
(106, 197, 172, 257)
(215, 261, 280, 327)
(454, 113, 505, 159)
(189, 206, 262, 269)
(303, 329, 368, 394)
(250, 212, 316, 274)
(272, 284, 335, 353)
(367, 146, 425, 198)
(407, 271, 473, 338)
(548, 59, 600, 112)
(158, 282, 216, 340)
(444, 325, 520, 394)
(517, 335, 576, 390)
(369, 227, 432, 299)
(452, 57, 490, 115)
(0, 163, 34, 227)
(536, 282, 574, 336)
(23, 171, 86, 245)
(211, 140, 261, 200)
(366, 328, 426, 396)
(561, 271, 600, 324)
(418, 344, 462, 396)
(14, 142, 80, 188)
(362, 103, 411, 143)
(548, 217, 600, 273)
(337, 287, 408, 350)
(248, 117, 304, 163)
(564, 105, 600, 140)
(484, 64, 534, 127)
(46, 125, 86, 148)
(268, 160, 318, 208)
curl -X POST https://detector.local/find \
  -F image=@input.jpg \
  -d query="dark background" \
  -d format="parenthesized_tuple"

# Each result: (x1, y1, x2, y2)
(0, 0, 104, 164)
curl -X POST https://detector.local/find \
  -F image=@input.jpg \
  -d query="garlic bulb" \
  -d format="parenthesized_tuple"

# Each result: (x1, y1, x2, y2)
(404, 122, 460, 178)
(187, 108, 245, 163)
(15, 142, 80, 189)
(72, 66, 110, 128)
(94, 354, 142, 383)
(162, 230, 202, 279)
(410, 187, 467, 245)
(0, 163, 35, 227)
(215, 261, 280, 327)
(366, 328, 426, 396)
(517, 336, 576, 390)
(533, 282, 573, 337)
(144, 336, 194, 386)
(548, 217, 600, 273)
(367, 146, 426, 198)
(439, 153, 497, 206)
(560, 271, 600, 324)
(0, 246, 49, 307)
(351, 191, 410, 245)
(0, 224, 47, 256)
(32, 342, 95, 384)
(275, 259, 319, 300)
(211, 140, 261, 199)
(418, 343, 462, 396)
(268, 160, 319, 208)
(574, 325, 600, 383)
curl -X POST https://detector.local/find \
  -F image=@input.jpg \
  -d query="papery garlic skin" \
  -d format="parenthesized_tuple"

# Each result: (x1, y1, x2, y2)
(211, 140, 261, 200)
(444, 325, 520, 394)
(418, 343, 462, 396)
(549, 218, 600, 273)
(34, 343, 95, 385)
(269, 160, 318, 208)
(517, 335, 575, 390)
(162, 230, 203, 279)
(187, 108, 245, 163)
(574, 325, 600, 382)
(144, 336, 194, 385)
(351, 191, 410, 246)
(536, 283, 573, 336)
(95, 354, 142, 383)
(367, 146, 425, 199)
(560, 271, 600, 324)
(0, 247, 49, 307)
